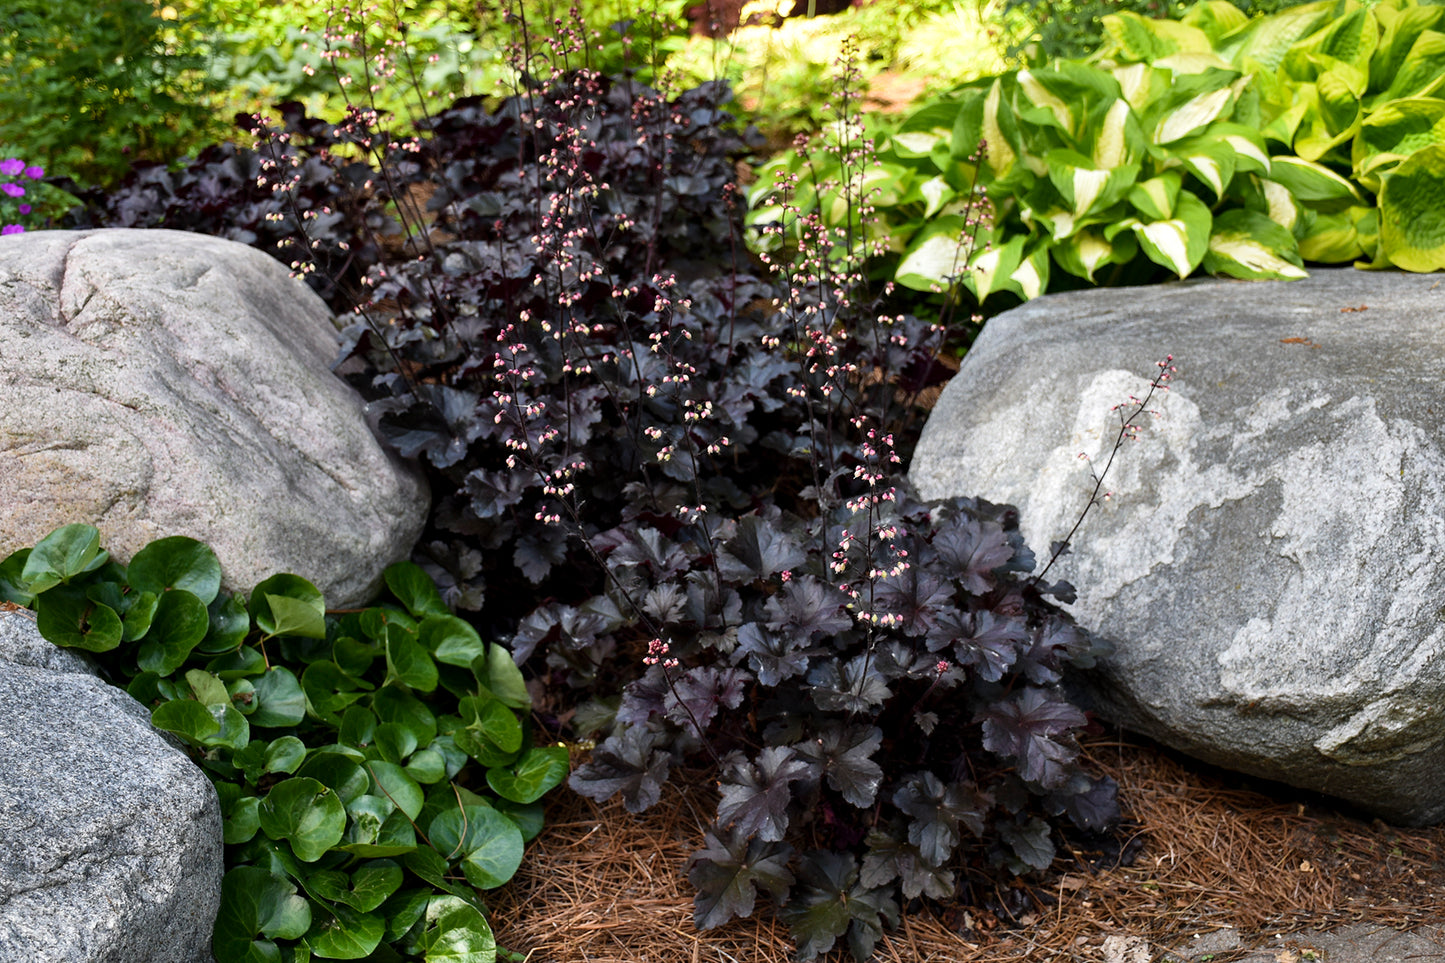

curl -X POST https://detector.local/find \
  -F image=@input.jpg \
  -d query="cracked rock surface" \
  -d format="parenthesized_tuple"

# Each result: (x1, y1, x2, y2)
(0, 610, 220, 961)
(0, 229, 428, 608)
(910, 269, 1445, 825)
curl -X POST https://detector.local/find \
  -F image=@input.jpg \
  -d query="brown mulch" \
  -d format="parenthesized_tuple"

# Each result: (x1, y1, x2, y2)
(488, 732, 1445, 963)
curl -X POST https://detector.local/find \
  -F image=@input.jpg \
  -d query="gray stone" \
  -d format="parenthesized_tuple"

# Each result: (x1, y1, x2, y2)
(909, 269, 1445, 825)
(0, 610, 221, 961)
(0, 229, 428, 608)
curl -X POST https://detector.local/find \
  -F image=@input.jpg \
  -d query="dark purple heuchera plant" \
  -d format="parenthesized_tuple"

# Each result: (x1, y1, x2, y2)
(64, 8, 1169, 958)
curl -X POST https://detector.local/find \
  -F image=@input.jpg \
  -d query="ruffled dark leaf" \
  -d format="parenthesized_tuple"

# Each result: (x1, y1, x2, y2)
(688, 830, 795, 929)
(978, 687, 1087, 789)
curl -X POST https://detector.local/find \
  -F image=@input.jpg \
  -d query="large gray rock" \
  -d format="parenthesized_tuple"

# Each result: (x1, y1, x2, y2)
(910, 269, 1445, 825)
(0, 610, 221, 960)
(0, 229, 428, 608)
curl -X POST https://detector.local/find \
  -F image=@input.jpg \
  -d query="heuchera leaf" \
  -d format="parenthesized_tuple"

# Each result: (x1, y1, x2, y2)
(998, 815, 1056, 872)
(859, 830, 956, 901)
(733, 622, 813, 687)
(568, 725, 672, 813)
(978, 687, 1088, 789)
(892, 771, 990, 866)
(688, 830, 795, 929)
(716, 746, 811, 843)
(662, 665, 750, 730)
(793, 724, 884, 809)
(779, 851, 899, 963)
(716, 514, 808, 582)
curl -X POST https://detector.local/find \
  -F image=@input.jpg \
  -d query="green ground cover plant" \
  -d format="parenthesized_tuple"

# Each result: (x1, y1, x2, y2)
(2, 523, 563, 962)
(747, 0, 1445, 313)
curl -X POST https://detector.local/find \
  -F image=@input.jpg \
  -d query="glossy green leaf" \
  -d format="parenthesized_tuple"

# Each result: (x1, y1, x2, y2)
(258, 777, 347, 862)
(387, 632, 438, 692)
(365, 761, 425, 820)
(185, 668, 229, 706)
(428, 804, 525, 889)
(339, 799, 418, 857)
(250, 574, 326, 640)
(199, 594, 251, 655)
(35, 584, 122, 652)
(297, 751, 371, 805)
(404, 748, 448, 785)
(264, 736, 308, 775)
(128, 535, 222, 604)
(302, 903, 384, 959)
(414, 896, 496, 963)
(122, 590, 159, 642)
(480, 643, 530, 711)
(423, 616, 484, 668)
(251, 666, 307, 728)
(383, 561, 450, 619)
(136, 589, 210, 674)
(487, 745, 569, 805)
(21, 523, 107, 593)
(373, 685, 438, 745)
(152, 698, 221, 743)
(214, 866, 312, 961)
(309, 860, 404, 913)
(223, 794, 261, 845)
(465, 696, 523, 754)
(1354, 95, 1445, 192)
(0, 549, 34, 606)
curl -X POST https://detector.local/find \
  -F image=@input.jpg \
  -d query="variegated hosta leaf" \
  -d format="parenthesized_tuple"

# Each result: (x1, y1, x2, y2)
(893, 216, 974, 292)
(1154, 85, 1236, 144)
(1127, 171, 1184, 221)
(981, 78, 1017, 179)
(1118, 190, 1213, 278)
(1291, 62, 1367, 161)
(1378, 142, 1445, 271)
(1164, 136, 1238, 199)
(1216, 0, 1334, 72)
(1051, 229, 1139, 282)
(1017, 70, 1074, 134)
(1268, 155, 1366, 203)
(1203, 208, 1309, 280)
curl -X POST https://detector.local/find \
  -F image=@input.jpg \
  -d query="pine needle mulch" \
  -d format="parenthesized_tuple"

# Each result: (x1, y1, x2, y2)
(487, 733, 1445, 963)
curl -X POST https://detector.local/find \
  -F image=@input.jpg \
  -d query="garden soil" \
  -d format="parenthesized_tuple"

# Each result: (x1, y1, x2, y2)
(489, 731, 1445, 963)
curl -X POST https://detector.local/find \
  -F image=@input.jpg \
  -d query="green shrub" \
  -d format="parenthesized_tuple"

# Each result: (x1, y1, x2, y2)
(2, 523, 565, 961)
(0, 0, 228, 188)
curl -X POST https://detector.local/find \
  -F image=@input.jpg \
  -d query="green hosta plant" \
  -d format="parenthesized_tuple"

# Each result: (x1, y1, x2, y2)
(1, 523, 565, 963)
(1098, 0, 1445, 271)
(750, 48, 1300, 303)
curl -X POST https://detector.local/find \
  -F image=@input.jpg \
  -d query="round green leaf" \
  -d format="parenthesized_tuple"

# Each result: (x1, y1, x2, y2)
(429, 804, 525, 889)
(152, 699, 221, 744)
(135, 589, 210, 674)
(1380, 143, 1445, 271)
(481, 643, 530, 710)
(365, 761, 424, 820)
(199, 594, 251, 655)
(224, 795, 261, 845)
(302, 903, 384, 959)
(250, 667, 307, 728)
(0, 548, 34, 606)
(339, 800, 418, 857)
(35, 585, 122, 652)
(21, 523, 106, 593)
(128, 535, 222, 604)
(487, 746, 569, 805)
(421, 615, 484, 668)
(263, 736, 308, 775)
(374, 722, 419, 764)
(387, 633, 438, 692)
(258, 777, 347, 862)
(384, 561, 451, 619)
(121, 590, 158, 642)
(415, 895, 497, 963)
(404, 748, 447, 785)
(373, 685, 437, 745)
(249, 574, 326, 640)
(339, 706, 378, 750)
(310, 860, 404, 913)
(214, 866, 312, 959)
(461, 695, 523, 754)
(297, 751, 371, 804)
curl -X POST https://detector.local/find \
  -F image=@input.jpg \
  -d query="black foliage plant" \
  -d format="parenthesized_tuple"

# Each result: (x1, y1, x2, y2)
(66, 11, 1134, 958)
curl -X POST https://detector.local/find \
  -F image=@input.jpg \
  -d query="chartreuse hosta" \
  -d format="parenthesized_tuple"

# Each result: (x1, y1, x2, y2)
(748, 0, 1445, 304)
(0, 523, 565, 963)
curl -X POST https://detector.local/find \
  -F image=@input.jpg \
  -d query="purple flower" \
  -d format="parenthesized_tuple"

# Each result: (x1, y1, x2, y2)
(0, 183, 23, 198)
(2, 225, 23, 235)
(0, 159, 22, 177)
(18, 204, 30, 215)
(23, 166, 42, 180)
